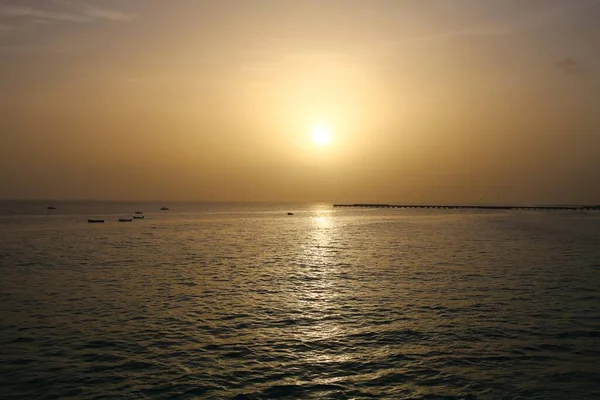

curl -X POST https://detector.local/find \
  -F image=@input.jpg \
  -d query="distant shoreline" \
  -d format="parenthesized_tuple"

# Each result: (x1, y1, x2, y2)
(334, 203, 600, 211)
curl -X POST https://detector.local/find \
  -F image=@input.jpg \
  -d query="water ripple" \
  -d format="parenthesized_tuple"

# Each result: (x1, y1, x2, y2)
(1, 204, 600, 399)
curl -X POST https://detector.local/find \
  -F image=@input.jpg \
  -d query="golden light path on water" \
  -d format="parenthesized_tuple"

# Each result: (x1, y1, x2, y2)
(291, 209, 353, 367)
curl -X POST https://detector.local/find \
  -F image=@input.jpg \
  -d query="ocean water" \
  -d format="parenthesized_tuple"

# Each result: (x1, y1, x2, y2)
(1, 201, 599, 400)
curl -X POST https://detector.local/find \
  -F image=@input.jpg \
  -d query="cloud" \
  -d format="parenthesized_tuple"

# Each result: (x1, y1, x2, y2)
(53, 0, 136, 22)
(0, 2, 135, 25)
(80, 4, 135, 22)
(556, 57, 580, 75)
(0, 5, 91, 22)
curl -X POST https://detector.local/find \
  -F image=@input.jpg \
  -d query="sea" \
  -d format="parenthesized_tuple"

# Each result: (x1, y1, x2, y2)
(1, 201, 599, 400)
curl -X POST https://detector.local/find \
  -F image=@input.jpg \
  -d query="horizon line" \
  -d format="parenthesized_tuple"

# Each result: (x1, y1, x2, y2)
(1, 198, 598, 207)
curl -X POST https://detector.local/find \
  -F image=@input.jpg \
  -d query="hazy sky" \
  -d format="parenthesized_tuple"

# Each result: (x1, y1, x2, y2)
(1, 0, 599, 203)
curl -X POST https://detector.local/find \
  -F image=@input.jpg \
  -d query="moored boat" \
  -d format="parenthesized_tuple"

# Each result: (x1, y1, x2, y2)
(160, 206, 169, 210)
(133, 215, 144, 219)
(118, 218, 133, 222)
(88, 219, 104, 223)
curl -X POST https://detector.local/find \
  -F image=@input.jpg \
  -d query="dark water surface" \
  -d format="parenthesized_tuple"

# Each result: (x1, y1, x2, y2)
(1, 201, 599, 399)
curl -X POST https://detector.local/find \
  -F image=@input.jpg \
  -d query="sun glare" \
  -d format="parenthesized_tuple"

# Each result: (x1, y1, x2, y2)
(312, 125, 332, 146)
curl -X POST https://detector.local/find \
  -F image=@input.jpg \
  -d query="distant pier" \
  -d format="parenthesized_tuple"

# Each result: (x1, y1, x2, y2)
(333, 203, 600, 211)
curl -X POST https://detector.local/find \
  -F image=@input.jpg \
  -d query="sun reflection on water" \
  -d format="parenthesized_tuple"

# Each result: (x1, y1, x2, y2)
(288, 208, 353, 362)
(312, 215, 331, 228)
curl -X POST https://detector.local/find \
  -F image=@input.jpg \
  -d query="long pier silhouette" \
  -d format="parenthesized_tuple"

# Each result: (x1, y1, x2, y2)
(333, 203, 600, 211)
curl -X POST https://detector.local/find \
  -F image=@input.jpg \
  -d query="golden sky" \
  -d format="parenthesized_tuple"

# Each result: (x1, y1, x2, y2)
(1, 0, 599, 204)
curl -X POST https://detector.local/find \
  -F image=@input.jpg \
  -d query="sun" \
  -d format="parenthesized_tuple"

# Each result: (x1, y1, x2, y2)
(312, 125, 331, 146)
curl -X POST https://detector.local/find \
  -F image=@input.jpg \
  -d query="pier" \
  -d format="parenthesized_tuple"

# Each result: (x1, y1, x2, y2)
(333, 203, 600, 211)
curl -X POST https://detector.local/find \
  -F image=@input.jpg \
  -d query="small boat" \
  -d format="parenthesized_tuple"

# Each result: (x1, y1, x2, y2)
(88, 219, 104, 223)
(287, 212, 294, 215)
(160, 206, 169, 211)
(133, 215, 144, 219)
(118, 218, 133, 222)
(47, 206, 56, 210)
(134, 211, 143, 214)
